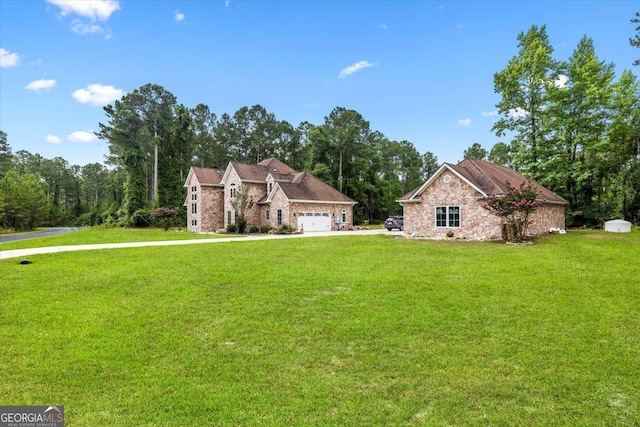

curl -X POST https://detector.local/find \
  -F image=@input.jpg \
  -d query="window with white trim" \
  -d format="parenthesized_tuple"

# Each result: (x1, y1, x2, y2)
(342, 209, 347, 223)
(191, 203, 197, 214)
(191, 186, 197, 200)
(277, 209, 282, 225)
(230, 183, 236, 198)
(191, 219, 197, 226)
(266, 210, 270, 220)
(436, 206, 460, 227)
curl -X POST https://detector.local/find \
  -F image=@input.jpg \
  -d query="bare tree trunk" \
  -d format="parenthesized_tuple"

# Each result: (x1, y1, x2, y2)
(338, 149, 343, 193)
(153, 125, 159, 205)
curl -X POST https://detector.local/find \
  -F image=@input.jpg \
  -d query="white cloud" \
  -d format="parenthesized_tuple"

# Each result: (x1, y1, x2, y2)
(378, 23, 388, 30)
(509, 107, 528, 118)
(25, 79, 57, 92)
(339, 60, 376, 79)
(225, 0, 230, 6)
(72, 21, 103, 34)
(68, 131, 96, 143)
(0, 48, 19, 68)
(458, 118, 472, 127)
(482, 111, 498, 117)
(46, 135, 62, 144)
(47, 0, 120, 21)
(174, 11, 185, 22)
(72, 83, 124, 106)
(554, 74, 569, 88)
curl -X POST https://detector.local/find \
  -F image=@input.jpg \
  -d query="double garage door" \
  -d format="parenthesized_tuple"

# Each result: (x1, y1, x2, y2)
(298, 212, 331, 232)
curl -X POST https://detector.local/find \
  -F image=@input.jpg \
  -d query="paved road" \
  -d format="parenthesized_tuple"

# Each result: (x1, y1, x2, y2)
(0, 229, 398, 260)
(0, 227, 85, 243)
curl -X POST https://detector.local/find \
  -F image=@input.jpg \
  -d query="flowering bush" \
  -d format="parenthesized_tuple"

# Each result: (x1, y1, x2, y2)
(483, 181, 541, 242)
(151, 207, 179, 231)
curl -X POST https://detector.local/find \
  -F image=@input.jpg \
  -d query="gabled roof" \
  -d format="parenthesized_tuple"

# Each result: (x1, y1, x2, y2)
(399, 158, 568, 204)
(196, 157, 354, 205)
(275, 172, 355, 204)
(226, 157, 298, 183)
(258, 157, 298, 177)
(183, 166, 223, 187)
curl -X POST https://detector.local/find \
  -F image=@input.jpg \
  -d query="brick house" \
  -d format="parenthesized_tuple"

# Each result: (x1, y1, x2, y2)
(184, 158, 356, 232)
(397, 158, 568, 240)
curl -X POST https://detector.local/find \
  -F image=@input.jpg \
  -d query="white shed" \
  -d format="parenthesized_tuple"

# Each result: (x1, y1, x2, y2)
(604, 219, 632, 233)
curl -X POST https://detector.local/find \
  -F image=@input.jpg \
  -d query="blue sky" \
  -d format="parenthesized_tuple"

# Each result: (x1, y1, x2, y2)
(1, 1, 638, 167)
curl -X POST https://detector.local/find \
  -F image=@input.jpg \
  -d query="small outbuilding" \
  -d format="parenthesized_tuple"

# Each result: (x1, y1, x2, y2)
(604, 219, 632, 233)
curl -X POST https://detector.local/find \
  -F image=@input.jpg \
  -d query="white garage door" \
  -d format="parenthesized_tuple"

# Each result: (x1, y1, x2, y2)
(298, 212, 331, 232)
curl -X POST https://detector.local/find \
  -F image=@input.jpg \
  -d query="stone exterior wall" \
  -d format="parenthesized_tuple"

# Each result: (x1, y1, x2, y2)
(201, 186, 225, 232)
(186, 176, 224, 233)
(262, 188, 289, 228)
(528, 203, 566, 235)
(403, 172, 566, 240)
(402, 172, 502, 240)
(260, 188, 354, 231)
(223, 167, 267, 228)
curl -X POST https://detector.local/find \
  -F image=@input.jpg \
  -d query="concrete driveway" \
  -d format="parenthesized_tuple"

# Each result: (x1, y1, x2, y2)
(0, 228, 398, 260)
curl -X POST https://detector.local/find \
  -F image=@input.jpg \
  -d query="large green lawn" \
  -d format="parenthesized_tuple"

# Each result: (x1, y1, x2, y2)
(0, 226, 229, 251)
(1, 230, 638, 426)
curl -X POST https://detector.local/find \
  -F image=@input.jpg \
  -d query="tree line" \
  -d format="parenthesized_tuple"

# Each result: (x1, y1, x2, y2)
(487, 23, 640, 225)
(1, 14, 638, 230)
(0, 100, 440, 230)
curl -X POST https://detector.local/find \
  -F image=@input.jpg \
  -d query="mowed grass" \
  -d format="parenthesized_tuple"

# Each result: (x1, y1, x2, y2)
(0, 226, 227, 250)
(1, 230, 638, 426)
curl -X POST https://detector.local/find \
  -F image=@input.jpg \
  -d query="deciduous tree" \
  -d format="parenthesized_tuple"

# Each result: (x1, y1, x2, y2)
(493, 25, 558, 179)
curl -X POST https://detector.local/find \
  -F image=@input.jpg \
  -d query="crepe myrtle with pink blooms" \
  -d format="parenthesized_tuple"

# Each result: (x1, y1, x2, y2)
(483, 180, 542, 242)
(151, 207, 179, 230)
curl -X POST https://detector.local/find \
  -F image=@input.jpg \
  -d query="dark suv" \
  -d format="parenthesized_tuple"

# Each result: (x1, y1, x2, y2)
(385, 215, 403, 231)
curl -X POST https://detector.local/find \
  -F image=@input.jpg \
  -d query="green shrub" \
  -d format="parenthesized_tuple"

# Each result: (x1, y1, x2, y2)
(103, 215, 117, 228)
(131, 209, 153, 228)
(259, 225, 272, 234)
(248, 225, 259, 233)
(226, 223, 237, 233)
(75, 213, 94, 227)
(236, 216, 247, 233)
(277, 224, 295, 234)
